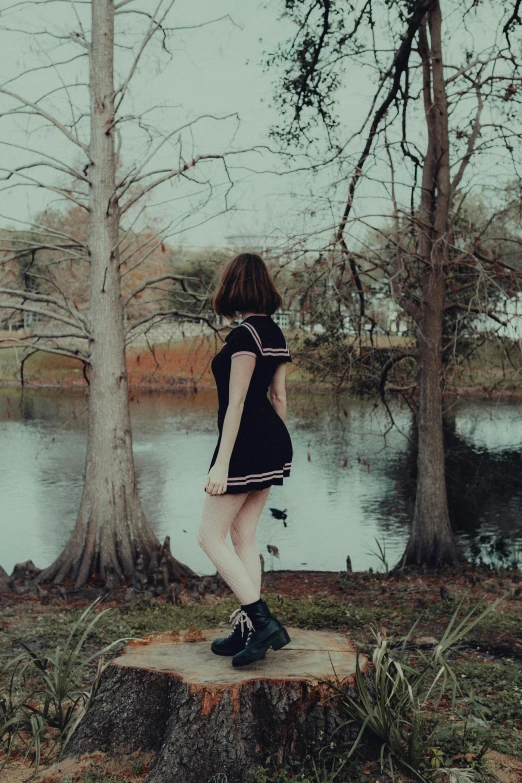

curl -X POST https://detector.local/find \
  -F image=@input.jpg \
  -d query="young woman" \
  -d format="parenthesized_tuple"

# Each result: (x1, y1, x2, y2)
(197, 252, 293, 667)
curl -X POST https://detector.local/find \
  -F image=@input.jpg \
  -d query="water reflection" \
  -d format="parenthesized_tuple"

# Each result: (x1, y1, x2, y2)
(0, 389, 521, 575)
(374, 407, 522, 567)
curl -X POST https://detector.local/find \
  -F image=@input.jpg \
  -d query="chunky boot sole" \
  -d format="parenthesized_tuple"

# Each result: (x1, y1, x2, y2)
(232, 627, 291, 667)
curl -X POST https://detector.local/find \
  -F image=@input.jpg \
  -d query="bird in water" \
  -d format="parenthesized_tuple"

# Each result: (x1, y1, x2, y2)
(267, 544, 280, 570)
(269, 507, 288, 526)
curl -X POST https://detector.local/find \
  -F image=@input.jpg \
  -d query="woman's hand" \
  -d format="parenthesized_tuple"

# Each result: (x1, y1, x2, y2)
(205, 462, 229, 495)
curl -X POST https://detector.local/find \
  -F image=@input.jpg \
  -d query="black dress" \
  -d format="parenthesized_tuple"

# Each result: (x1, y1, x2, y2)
(207, 314, 293, 494)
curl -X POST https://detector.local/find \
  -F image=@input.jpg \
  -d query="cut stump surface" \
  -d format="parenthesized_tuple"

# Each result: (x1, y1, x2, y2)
(67, 627, 368, 783)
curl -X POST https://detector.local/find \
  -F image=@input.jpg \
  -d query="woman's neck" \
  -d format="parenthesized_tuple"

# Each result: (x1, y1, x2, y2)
(241, 311, 267, 319)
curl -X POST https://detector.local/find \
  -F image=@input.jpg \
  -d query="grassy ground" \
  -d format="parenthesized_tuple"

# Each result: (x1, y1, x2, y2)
(1, 566, 521, 782)
(447, 341, 522, 397)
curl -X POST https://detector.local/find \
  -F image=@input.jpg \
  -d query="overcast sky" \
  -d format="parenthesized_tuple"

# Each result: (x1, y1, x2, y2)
(0, 0, 516, 251)
(0, 0, 330, 248)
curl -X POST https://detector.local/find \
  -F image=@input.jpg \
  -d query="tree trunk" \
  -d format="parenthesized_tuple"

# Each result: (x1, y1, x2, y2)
(38, 0, 194, 588)
(64, 628, 366, 783)
(401, 2, 462, 568)
(403, 260, 461, 566)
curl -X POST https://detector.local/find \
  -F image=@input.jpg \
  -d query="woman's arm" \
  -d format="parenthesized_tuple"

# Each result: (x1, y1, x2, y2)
(205, 354, 256, 495)
(269, 362, 287, 423)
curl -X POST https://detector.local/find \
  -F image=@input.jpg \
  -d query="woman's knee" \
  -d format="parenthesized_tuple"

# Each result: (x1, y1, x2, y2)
(198, 524, 227, 552)
(197, 524, 218, 552)
(230, 525, 255, 551)
(196, 527, 207, 551)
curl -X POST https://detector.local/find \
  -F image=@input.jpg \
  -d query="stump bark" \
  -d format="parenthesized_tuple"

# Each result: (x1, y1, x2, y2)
(66, 627, 368, 783)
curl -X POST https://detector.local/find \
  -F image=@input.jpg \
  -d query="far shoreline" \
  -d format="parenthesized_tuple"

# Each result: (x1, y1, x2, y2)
(2, 379, 522, 402)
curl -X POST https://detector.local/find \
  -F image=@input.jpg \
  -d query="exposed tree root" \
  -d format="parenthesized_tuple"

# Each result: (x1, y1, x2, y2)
(36, 504, 195, 589)
(395, 532, 465, 571)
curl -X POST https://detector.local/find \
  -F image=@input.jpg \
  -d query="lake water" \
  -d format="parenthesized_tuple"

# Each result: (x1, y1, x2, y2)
(1, 388, 521, 576)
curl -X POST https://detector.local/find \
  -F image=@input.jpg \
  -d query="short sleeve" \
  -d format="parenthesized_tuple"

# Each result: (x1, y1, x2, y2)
(272, 332, 292, 363)
(272, 341, 292, 363)
(228, 324, 260, 360)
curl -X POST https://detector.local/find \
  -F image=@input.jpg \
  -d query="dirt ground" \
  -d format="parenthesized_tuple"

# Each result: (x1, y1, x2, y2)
(0, 335, 303, 391)
(1, 565, 521, 782)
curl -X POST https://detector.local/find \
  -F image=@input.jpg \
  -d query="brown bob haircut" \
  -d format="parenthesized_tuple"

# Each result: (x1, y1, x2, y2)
(211, 253, 282, 319)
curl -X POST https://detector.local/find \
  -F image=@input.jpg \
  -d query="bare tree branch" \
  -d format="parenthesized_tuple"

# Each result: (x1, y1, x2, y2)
(0, 215, 88, 252)
(125, 308, 220, 340)
(0, 287, 87, 324)
(503, 0, 522, 45)
(444, 302, 508, 326)
(335, 0, 437, 248)
(114, 0, 174, 113)
(123, 273, 206, 307)
(120, 149, 253, 214)
(0, 301, 87, 331)
(450, 87, 484, 195)
(0, 167, 88, 211)
(115, 113, 240, 194)
(0, 338, 90, 363)
(0, 142, 87, 183)
(0, 87, 90, 154)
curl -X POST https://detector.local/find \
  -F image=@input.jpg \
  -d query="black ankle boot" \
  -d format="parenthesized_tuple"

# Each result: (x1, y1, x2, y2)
(231, 598, 291, 667)
(211, 607, 253, 656)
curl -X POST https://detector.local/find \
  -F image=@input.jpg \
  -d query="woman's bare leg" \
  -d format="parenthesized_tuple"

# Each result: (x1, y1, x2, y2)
(230, 487, 270, 596)
(197, 491, 260, 605)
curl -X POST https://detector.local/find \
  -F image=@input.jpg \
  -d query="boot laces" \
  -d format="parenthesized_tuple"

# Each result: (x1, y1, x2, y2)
(229, 607, 254, 638)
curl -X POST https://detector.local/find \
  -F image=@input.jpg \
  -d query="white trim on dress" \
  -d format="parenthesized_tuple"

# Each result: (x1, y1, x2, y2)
(227, 462, 292, 485)
(239, 322, 290, 358)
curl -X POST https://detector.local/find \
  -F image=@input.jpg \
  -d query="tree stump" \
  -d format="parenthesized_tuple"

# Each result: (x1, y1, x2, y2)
(66, 627, 368, 783)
